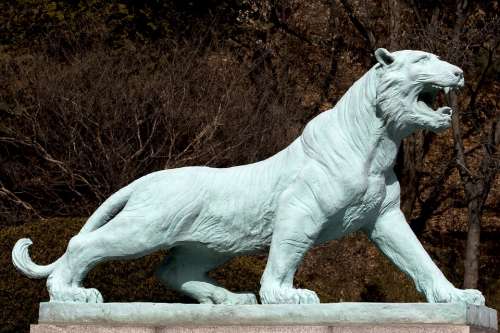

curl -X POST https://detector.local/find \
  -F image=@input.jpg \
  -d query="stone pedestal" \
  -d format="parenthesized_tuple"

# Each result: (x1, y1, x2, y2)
(31, 302, 497, 333)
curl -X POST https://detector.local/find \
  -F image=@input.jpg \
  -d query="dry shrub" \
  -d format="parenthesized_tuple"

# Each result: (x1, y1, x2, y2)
(0, 42, 305, 223)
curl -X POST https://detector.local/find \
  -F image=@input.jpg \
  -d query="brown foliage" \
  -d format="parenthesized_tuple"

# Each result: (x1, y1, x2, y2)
(0, 42, 305, 222)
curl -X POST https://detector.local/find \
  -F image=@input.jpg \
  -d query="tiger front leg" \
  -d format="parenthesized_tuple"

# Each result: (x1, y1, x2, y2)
(364, 207, 485, 305)
(259, 193, 324, 304)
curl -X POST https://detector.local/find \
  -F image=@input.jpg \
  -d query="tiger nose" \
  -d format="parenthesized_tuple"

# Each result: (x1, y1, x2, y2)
(453, 68, 463, 80)
(451, 66, 464, 86)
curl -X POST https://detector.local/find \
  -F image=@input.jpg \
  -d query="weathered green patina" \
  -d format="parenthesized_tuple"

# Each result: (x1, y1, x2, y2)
(12, 49, 484, 306)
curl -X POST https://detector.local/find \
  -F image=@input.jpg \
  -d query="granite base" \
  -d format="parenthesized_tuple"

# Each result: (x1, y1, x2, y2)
(31, 324, 495, 333)
(31, 302, 498, 333)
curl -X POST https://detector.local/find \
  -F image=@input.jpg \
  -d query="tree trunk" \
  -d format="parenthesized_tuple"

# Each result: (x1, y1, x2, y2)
(464, 194, 481, 288)
(450, 88, 499, 289)
(389, 0, 400, 51)
(450, 90, 478, 289)
(399, 132, 424, 218)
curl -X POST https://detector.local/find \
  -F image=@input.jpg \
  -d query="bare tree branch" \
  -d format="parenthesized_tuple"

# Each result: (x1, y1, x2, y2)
(338, 0, 376, 52)
(466, 38, 500, 115)
(269, 3, 316, 46)
(0, 182, 41, 218)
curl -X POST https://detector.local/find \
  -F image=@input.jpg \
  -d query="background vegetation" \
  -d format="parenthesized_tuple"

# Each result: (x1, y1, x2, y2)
(0, 1, 499, 332)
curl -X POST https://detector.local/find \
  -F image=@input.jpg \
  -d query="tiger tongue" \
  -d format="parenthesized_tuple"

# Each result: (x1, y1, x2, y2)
(417, 100, 435, 112)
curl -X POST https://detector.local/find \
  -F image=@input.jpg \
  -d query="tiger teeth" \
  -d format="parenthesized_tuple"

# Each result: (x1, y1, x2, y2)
(429, 85, 456, 94)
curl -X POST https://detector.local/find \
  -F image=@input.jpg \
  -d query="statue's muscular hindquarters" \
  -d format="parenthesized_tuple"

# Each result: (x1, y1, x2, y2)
(13, 49, 485, 305)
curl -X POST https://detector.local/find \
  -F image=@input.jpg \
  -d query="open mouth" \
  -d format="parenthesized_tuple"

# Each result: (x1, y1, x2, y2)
(416, 83, 457, 117)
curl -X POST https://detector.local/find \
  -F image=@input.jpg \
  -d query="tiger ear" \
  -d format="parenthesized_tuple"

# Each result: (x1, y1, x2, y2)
(375, 48, 395, 66)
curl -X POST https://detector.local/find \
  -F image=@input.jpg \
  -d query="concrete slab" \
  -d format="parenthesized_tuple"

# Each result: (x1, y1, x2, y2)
(37, 303, 497, 331)
(31, 324, 496, 333)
